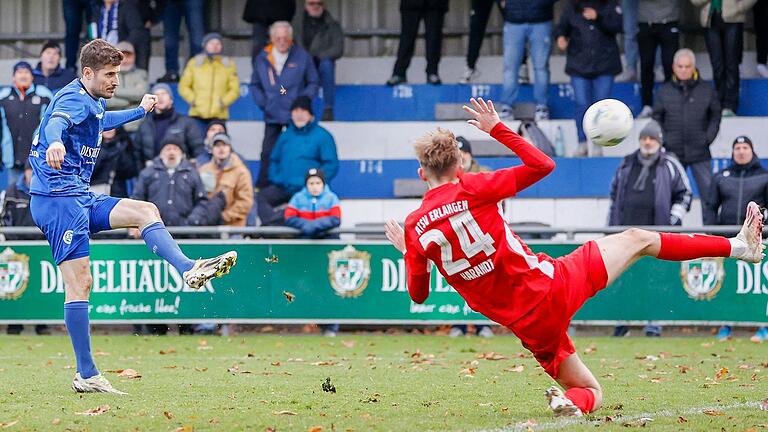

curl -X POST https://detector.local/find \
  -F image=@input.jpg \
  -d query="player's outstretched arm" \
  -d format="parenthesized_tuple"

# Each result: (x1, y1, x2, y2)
(463, 97, 555, 193)
(102, 94, 158, 131)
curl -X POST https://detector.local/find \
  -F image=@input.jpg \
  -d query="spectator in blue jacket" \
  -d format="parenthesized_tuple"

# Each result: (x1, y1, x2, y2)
(256, 96, 338, 225)
(32, 41, 77, 94)
(251, 21, 319, 188)
(284, 168, 341, 238)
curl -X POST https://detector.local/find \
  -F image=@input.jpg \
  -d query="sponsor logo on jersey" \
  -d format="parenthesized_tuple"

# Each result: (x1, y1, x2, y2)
(680, 258, 724, 301)
(328, 245, 371, 298)
(0, 248, 30, 300)
(80, 145, 101, 159)
(63, 230, 74, 245)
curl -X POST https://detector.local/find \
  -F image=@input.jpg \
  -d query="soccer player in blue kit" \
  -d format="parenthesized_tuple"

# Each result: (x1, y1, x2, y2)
(28, 39, 237, 394)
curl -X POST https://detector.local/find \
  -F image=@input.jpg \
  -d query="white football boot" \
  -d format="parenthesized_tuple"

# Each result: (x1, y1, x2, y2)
(544, 386, 583, 417)
(183, 251, 238, 289)
(72, 373, 127, 395)
(732, 201, 765, 263)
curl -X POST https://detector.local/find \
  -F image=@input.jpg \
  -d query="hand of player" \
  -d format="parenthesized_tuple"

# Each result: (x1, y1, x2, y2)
(140, 93, 158, 113)
(582, 7, 597, 20)
(557, 36, 568, 51)
(385, 220, 406, 254)
(46, 142, 66, 170)
(463, 97, 500, 134)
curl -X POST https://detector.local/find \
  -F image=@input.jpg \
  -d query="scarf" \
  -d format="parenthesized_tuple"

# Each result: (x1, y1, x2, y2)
(632, 151, 661, 191)
(99, 1, 120, 45)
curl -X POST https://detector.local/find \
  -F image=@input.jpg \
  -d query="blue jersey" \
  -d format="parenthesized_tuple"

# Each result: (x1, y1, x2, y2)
(29, 79, 144, 196)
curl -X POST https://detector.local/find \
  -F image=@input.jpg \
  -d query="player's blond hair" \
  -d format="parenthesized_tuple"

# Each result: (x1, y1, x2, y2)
(413, 128, 462, 177)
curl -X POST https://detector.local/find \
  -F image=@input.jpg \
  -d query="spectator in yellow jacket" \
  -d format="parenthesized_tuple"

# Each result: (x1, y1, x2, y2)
(179, 33, 241, 131)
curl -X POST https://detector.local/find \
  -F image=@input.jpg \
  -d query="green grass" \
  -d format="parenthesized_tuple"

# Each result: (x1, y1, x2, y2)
(0, 334, 766, 431)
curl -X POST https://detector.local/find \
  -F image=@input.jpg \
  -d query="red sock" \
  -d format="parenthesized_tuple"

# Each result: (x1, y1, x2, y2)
(657, 233, 731, 261)
(565, 387, 596, 413)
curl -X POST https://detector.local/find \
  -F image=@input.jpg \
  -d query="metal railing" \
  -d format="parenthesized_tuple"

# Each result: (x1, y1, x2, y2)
(0, 225, 749, 241)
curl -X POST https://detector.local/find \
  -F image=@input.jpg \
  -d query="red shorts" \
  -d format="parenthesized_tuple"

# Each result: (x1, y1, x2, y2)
(509, 240, 608, 379)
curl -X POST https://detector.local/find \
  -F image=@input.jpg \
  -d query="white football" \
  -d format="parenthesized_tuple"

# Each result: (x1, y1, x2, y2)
(582, 99, 634, 147)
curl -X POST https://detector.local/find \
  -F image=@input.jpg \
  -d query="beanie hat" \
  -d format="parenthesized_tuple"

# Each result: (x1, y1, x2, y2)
(733, 135, 753, 150)
(207, 119, 228, 135)
(305, 167, 326, 185)
(202, 32, 223, 49)
(40, 40, 61, 55)
(639, 119, 663, 144)
(290, 96, 313, 115)
(151, 83, 173, 99)
(456, 136, 472, 155)
(159, 137, 185, 154)
(13, 61, 32, 74)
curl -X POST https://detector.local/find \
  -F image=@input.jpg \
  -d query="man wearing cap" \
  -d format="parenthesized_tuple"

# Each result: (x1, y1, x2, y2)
(136, 83, 204, 166)
(456, 136, 490, 174)
(706, 135, 768, 342)
(32, 41, 77, 94)
(199, 133, 254, 227)
(257, 95, 338, 225)
(179, 33, 241, 130)
(106, 41, 149, 132)
(608, 120, 691, 337)
(251, 20, 319, 188)
(0, 61, 54, 185)
(197, 120, 228, 166)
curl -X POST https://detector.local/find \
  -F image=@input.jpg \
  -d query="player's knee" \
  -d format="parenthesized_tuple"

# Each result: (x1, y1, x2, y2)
(623, 228, 655, 247)
(70, 274, 93, 298)
(139, 201, 161, 224)
(591, 386, 604, 411)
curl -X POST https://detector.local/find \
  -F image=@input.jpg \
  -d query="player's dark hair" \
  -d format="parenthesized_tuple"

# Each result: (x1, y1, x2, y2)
(413, 128, 462, 177)
(80, 39, 123, 72)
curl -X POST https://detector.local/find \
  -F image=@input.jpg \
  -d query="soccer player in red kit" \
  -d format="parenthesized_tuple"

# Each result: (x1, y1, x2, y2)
(384, 98, 765, 417)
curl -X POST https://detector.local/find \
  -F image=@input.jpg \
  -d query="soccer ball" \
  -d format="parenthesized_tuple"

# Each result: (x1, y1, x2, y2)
(582, 99, 634, 147)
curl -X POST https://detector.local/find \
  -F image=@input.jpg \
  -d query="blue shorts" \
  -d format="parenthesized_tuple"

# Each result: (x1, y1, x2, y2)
(30, 193, 121, 265)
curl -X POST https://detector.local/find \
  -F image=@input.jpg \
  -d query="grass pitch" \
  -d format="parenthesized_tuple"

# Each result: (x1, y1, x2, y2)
(0, 333, 766, 431)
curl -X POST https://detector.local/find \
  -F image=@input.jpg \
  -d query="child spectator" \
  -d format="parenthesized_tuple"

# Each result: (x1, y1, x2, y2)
(284, 168, 341, 239)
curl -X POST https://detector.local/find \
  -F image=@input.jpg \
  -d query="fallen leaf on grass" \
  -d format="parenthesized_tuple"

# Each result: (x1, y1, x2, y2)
(715, 367, 729, 381)
(476, 352, 507, 361)
(51, 419, 60, 425)
(283, 291, 295, 303)
(163, 411, 173, 419)
(227, 363, 252, 374)
(312, 361, 338, 366)
(105, 369, 141, 379)
(701, 342, 715, 348)
(93, 350, 110, 356)
(703, 409, 725, 416)
(341, 340, 355, 348)
(322, 377, 336, 393)
(195, 367, 208, 372)
(163, 365, 178, 369)
(677, 365, 693, 373)
(677, 416, 688, 424)
(760, 399, 768, 411)
(273, 410, 297, 416)
(265, 428, 276, 432)
(174, 426, 193, 432)
(159, 348, 176, 355)
(622, 417, 653, 427)
(583, 344, 598, 355)
(75, 405, 110, 416)
(0, 421, 18, 428)
(459, 367, 477, 377)
(308, 427, 323, 432)
(502, 365, 525, 373)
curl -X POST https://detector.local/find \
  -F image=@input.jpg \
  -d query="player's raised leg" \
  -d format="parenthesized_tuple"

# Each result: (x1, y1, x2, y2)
(597, 201, 764, 285)
(61, 257, 126, 394)
(108, 198, 237, 289)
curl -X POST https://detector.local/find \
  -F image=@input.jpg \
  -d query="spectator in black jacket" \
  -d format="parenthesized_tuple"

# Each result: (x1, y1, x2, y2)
(1, 165, 48, 335)
(96, 0, 151, 70)
(555, 0, 623, 156)
(32, 41, 77, 94)
(135, 83, 204, 166)
(292, 0, 345, 121)
(706, 135, 768, 342)
(386, 0, 450, 85)
(653, 48, 721, 212)
(608, 120, 691, 338)
(90, 128, 139, 198)
(0, 62, 53, 185)
(243, 0, 296, 65)
(705, 136, 768, 225)
(132, 139, 225, 227)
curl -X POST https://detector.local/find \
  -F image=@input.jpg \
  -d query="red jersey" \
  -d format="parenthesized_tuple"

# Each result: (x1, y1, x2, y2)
(403, 123, 557, 326)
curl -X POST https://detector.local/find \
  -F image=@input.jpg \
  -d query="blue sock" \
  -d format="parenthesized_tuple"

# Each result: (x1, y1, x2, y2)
(141, 222, 195, 273)
(64, 301, 99, 379)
